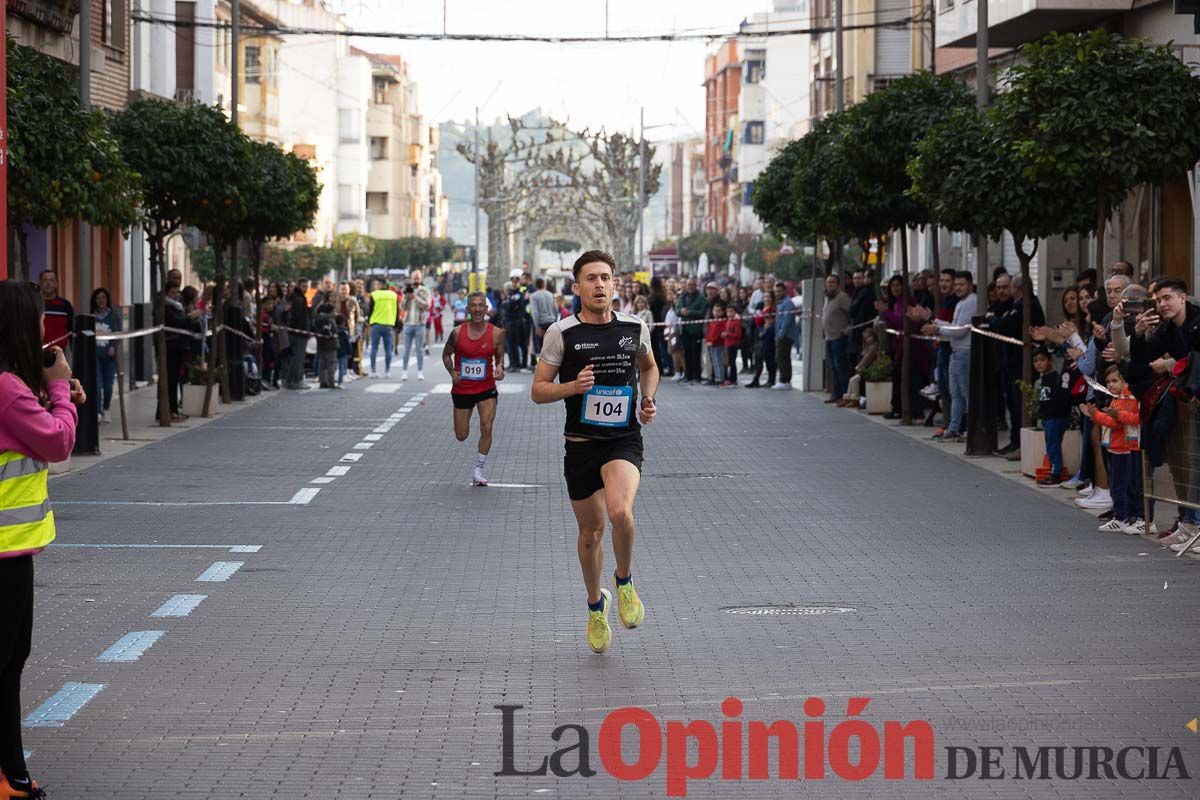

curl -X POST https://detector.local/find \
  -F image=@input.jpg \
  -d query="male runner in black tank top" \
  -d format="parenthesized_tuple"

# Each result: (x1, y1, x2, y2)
(533, 250, 659, 654)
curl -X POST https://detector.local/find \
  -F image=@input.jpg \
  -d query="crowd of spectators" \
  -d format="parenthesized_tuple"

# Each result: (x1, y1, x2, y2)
(821, 257, 1200, 549)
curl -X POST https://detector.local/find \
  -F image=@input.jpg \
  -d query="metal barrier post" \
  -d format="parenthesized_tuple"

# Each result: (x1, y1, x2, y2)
(72, 314, 100, 455)
(965, 315, 998, 456)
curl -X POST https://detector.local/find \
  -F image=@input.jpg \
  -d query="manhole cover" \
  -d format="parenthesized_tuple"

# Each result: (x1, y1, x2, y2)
(723, 605, 856, 616)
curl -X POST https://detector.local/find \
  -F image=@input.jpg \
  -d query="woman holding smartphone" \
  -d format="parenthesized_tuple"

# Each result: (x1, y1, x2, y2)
(0, 279, 82, 798)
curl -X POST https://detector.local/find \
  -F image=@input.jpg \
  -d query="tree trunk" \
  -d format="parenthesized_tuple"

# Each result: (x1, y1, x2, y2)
(1094, 194, 1106, 283)
(15, 223, 30, 283)
(252, 240, 264, 378)
(1018, 239, 1038, 428)
(900, 225, 912, 426)
(930, 225, 941, 306)
(149, 232, 171, 427)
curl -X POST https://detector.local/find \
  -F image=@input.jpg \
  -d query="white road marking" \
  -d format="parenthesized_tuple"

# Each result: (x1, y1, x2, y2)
(429, 383, 526, 394)
(352, 442, 374, 450)
(289, 488, 321, 504)
(364, 383, 402, 394)
(197, 561, 244, 582)
(151, 595, 207, 618)
(482, 483, 548, 489)
(53, 543, 261, 552)
(97, 631, 166, 663)
(363, 433, 383, 441)
(327, 466, 351, 476)
(340, 453, 363, 462)
(310, 477, 336, 484)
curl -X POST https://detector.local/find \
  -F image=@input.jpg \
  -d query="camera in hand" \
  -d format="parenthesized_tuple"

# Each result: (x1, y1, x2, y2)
(42, 349, 58, 369)
(1124, 300, 1145, 316)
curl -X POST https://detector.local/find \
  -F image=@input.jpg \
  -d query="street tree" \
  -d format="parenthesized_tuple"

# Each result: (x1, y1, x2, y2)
(836, 71, 973, 423)
(240, 141, 321, 297)
(679, 232, 731, 272)
(541, 238, 581, 268)
(112, 98, 247, 425)
(7, 41, 141, 278)
(997, 30, 1200, 278)
(909, 107, 1097, 414)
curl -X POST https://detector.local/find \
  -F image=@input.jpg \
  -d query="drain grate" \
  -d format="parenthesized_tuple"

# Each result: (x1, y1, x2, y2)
(724, 604, 856, 616)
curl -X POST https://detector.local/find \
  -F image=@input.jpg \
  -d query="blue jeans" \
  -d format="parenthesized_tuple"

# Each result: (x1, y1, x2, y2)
(708, 345, 725, 382)
(1043, 416, 1069, 477)
(948, 349, 970, 434)
(96, 355, 117, 412)
(936, 344, 952, 426)
(826, 335, 849, 399)
(1109, 450, 1144, 521)
(369, 323, 393, 374)
(338, 354, 348, 384)
(402, 324, 425, 371)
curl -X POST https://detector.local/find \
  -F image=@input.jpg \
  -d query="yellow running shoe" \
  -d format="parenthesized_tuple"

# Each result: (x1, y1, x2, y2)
(587, 588, 612, 654)
(614, 576, 645, 629)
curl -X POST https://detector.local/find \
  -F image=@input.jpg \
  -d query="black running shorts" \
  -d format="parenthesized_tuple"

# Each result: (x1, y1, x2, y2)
(563, 433, 644, 501)
(452, 389, 498, 410)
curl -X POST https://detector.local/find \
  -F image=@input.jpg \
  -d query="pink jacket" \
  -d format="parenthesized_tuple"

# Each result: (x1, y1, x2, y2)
(0, 373, 78, 464)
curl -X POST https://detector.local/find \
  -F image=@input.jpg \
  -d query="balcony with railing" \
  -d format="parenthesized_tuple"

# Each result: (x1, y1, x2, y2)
(937, 0, 1131, 48)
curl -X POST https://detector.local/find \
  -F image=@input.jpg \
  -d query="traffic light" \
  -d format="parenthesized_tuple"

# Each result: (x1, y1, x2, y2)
(1174, 0, 1200, 33)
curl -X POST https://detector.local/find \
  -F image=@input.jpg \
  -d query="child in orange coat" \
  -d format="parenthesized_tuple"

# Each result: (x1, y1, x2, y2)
(1081, 364, 1145, 534)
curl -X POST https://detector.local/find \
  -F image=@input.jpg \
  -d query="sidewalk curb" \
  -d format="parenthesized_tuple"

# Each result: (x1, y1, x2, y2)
(52, 386, 278, 478)
(811, 390, 1198, 559)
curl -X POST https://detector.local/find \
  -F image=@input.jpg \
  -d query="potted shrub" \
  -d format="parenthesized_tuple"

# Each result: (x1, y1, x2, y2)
(1016, 379, 1045, 476)
(182, 362, 220, 418)
(861, 353, 893, 414)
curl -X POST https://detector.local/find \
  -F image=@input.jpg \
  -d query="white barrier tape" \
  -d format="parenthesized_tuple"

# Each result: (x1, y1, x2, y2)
(969, 326, 1024, 347)
(1083, 374, 1118, 399)
(214, 324, 260, 343)
(41, 333, 72, 350)
(882, 327, 940, 343)
(650, 308, 814, 330)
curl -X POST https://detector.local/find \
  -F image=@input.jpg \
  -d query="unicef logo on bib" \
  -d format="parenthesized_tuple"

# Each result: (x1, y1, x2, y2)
(581, 385, 633, 427)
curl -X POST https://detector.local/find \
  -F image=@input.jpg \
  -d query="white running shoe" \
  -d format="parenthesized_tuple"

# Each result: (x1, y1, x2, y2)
(1075, 488, 1112, 509)
(1077, 484, 1095, 498)
(1119, 519, 1157, 535)
(1097, 518, 1127, 532)
(417, 371, 424, 381)
(366, 371, 377, 379)
(770, 382, 793, 390)
(1060, 477, 1086, 490)
(101, 411, 112, 424)
(401, 371, 408, 381)
(384, 371, 392, 379)
(672, 374, 687, 382)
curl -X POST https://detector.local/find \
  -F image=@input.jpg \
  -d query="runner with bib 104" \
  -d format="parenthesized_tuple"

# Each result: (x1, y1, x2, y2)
(532, 250, 659, 655)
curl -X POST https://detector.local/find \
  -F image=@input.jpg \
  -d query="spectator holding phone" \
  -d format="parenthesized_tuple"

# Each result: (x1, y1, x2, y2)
(0, 279, 82, 799)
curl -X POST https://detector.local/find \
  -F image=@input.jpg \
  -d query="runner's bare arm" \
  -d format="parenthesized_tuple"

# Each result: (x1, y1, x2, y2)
(637, 350, 659, 424)
(443, 327, 459, 383)
(492, 326, 506, 381)
(532, 359, 591, 403)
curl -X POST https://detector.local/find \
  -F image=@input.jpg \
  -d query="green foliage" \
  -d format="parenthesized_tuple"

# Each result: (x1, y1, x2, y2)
(861, 351, 893, 383)
(350, 237, 457, 273)
(541, 238, 581, 254)
(1000, 31, 1200, 217)
(909, 106, 1097, 246)
(240, 140, 321, 250)
(679, 231, 731, 269)
(751, 138, 809, 241)
(838, 72, 974, 232)
(7, 40, 141, 233)
(742, 234, 817, 280)
(112, 98, 247, 243)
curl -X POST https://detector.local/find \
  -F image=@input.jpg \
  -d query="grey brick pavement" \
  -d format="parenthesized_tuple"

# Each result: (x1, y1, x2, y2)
(18, 374, 1200, 798)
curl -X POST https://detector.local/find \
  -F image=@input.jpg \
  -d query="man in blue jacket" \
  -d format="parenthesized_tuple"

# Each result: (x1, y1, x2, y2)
(773, 282, 797, 390)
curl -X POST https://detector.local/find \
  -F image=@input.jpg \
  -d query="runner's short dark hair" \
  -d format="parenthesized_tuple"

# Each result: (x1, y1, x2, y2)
(572, 250, 616, 279)
(1156, 278, 1188, 295)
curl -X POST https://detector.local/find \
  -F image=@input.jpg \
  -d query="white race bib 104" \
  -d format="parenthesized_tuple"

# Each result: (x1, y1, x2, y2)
(460, 358, 488, 381)
(581, 385, 633, 427)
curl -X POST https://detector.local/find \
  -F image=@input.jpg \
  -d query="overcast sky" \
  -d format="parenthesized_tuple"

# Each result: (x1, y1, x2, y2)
(343, 0, 767, 139)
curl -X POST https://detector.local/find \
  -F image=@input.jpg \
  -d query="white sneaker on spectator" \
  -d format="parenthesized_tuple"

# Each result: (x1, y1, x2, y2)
(401, 371, 408, 381)
(101, 411, 111, 424)
(1169, 539, 1200, 553)
(1097, 518, 1127, 532)
(384, 370, 392, 379)
(1075, 488, 1112, 509)
(417, 371, 425, 381)
(672, 374, 687, 382)
(1060, 477, 1086, 490)
(1076, 484, 1095, 498)
(919, 382, 938, 399)
(366, 371, 377, 379)
(771, 382, 792, 390)
(1119, 519, 1157, 535)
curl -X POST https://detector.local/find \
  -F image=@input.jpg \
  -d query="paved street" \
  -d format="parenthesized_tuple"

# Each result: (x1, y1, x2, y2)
(24, 370, 1200, 798)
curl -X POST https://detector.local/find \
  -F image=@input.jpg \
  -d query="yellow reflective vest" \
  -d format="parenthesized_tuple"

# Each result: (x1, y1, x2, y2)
(369, 289, 398, 327)
(0, 449, 55, 556)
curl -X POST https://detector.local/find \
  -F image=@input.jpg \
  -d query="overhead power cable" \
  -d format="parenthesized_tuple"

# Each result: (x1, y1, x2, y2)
(130, 11, 919, 43)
